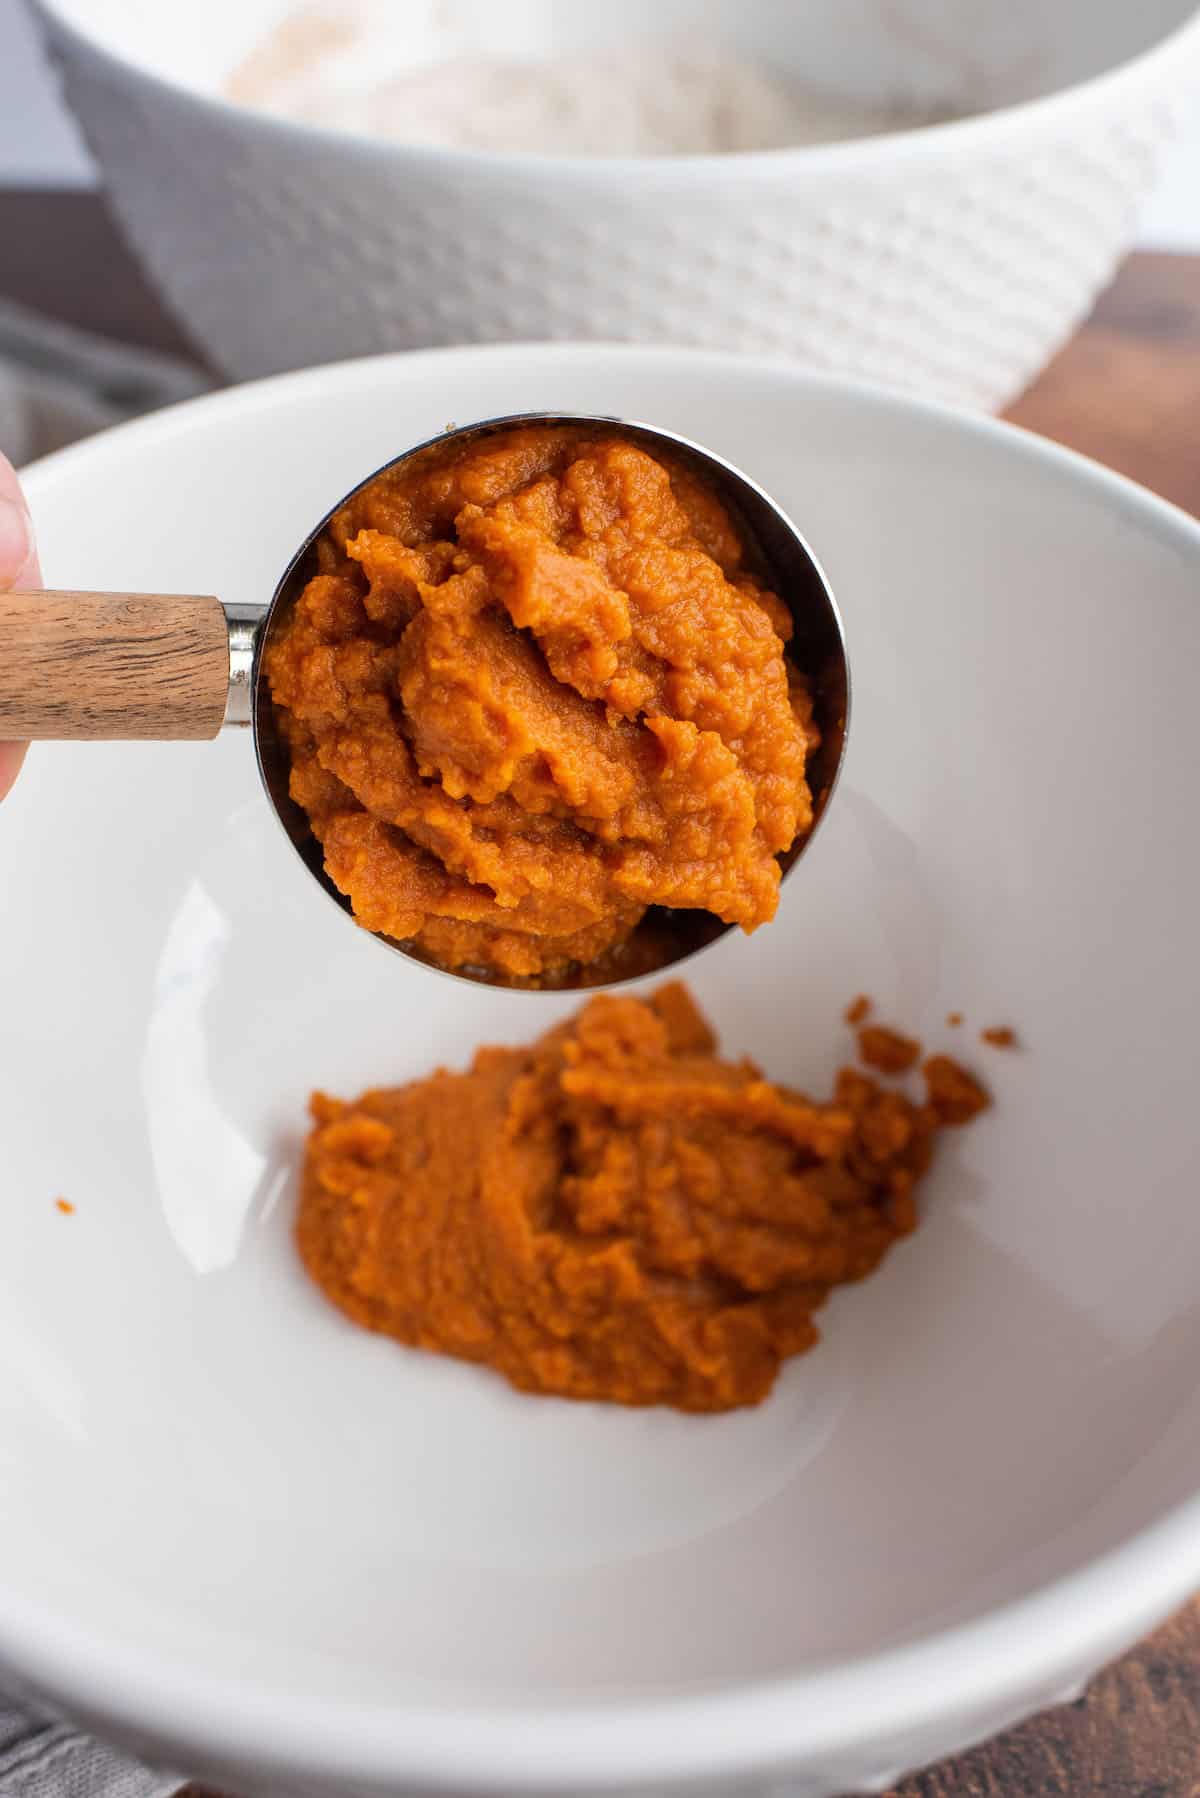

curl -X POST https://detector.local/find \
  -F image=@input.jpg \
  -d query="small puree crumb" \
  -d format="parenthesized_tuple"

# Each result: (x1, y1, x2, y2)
(857, 1023, 922, 1075)
(924, 1055, 991, 1125)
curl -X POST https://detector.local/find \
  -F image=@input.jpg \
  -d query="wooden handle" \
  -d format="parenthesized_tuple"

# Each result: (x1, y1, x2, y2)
(0, 590, 229, 740)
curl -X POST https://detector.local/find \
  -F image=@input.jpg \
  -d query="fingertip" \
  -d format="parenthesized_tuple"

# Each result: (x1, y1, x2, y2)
(0, 453, 40, 588)
(0, 741, 30, 802)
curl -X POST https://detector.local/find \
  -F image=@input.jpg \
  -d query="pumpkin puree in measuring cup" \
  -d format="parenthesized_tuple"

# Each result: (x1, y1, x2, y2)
(266, 426, 819, 979)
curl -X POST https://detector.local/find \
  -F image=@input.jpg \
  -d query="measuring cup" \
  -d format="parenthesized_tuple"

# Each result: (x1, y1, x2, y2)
(0, 413, 849, 989)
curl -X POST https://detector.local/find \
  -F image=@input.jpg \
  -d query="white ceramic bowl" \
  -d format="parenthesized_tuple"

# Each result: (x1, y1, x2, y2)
(35, 0, 1200, 406)
(5, 343, 1200, 1798)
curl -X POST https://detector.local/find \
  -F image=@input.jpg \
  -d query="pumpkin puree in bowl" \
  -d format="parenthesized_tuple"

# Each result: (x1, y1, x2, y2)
(265, 426, 818, 979)
(298, 986, 988, 1411)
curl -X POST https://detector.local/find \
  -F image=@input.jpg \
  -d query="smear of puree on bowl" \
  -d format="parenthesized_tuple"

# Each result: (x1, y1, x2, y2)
(297, 985, 989, 1411)
(265, 425, 819, 979)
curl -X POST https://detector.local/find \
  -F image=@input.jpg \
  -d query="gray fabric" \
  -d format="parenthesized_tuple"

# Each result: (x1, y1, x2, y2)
(0, 296, 209, 466)
(0, 1703, 183, 1798)
(0, 303, 206, 1794)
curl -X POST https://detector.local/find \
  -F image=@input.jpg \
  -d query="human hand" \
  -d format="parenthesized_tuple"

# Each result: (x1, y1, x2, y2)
(0, 453, 41, 801)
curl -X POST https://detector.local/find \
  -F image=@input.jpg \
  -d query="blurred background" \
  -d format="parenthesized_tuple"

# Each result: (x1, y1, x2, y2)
(5, 0, 1200, 230)
(0, 0, 1197, 501)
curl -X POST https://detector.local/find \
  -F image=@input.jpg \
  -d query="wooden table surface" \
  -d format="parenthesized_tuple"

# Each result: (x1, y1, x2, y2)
(1006, 251, 1200, 517)
(3, 201, 1197, 1796)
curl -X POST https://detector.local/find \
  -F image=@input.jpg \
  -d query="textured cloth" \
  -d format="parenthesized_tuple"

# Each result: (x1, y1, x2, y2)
(0, 1703, 182, 1798)
(0, 301, 204, 1794)
(0, 296, 208, 466)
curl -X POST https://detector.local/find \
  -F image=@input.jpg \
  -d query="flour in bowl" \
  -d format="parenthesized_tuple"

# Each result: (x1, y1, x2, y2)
(226, 3, 949, 156)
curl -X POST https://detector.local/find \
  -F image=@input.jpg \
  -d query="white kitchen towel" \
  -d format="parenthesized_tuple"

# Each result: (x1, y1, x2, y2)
(0, 1703, 182, 1798)
(0, 295, 208, 466)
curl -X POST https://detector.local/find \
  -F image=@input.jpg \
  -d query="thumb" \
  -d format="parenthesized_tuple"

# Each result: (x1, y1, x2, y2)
(0, 453, 38, 799)
(0, 741, 26, 800)
(0, 452, 41, 589)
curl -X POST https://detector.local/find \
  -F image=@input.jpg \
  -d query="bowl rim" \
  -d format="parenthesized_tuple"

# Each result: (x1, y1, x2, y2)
(33, 0, 1200, 180)
(10, 341, 1200, 1791)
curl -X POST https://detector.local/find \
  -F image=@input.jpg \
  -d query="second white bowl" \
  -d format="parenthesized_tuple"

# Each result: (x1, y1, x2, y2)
(36, 0, 1200, 405)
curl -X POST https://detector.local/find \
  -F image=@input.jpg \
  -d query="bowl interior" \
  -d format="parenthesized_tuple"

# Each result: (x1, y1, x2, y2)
(44, 0, 1200, 126)
(5, 347, 1200, 1757)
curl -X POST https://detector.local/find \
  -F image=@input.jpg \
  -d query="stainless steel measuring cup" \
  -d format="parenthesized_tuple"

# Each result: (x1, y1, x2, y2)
(0, 413, 849, 989)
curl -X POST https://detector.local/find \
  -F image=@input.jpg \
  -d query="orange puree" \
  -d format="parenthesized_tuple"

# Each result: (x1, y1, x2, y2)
(265, 426, 818, 979)
(297, 985, 988, 1411)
